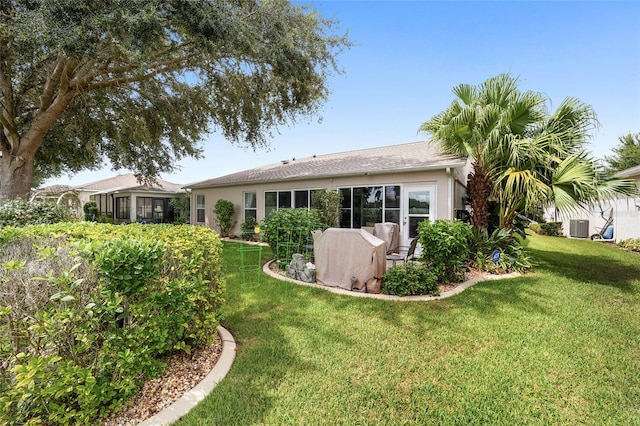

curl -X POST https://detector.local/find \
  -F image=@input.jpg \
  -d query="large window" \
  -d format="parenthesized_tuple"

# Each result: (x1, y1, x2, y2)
(339, 185, 401, 228)
(196, 194, 205, 223)
(115, 196, 130, 220)
(90, 194, 112, 216)
(244, 192, 257, 220)
(264, 189, 322, 217)
(136, 197, 153, 220)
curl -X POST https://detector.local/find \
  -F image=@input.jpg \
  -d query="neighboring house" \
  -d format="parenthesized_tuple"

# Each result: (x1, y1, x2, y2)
(553, 165, 640, 242)
(185, 141, 469, 247)
(30, 184, 82, 217)
(73, 174, 185, 223)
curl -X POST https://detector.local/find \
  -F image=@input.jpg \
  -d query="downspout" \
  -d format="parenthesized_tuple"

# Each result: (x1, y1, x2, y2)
(447, 167, 453, 220)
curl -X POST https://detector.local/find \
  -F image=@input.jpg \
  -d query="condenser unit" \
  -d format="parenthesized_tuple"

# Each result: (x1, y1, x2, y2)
(569, 220, 589, 238)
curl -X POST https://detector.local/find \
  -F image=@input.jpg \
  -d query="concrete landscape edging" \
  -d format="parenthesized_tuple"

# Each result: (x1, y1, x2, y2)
(138, 326, 236, 426)
(263, 259, 520, 301)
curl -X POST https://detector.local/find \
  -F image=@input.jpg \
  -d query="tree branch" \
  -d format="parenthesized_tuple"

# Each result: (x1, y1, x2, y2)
(39, 56, 66, 113)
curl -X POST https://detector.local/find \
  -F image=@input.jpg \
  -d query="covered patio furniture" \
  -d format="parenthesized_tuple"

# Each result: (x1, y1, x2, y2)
(313, 228, 387, 293)
(373, 222, 400, 254)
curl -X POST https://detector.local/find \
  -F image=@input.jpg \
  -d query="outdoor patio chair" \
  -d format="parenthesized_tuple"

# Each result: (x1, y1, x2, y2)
(386, 236, 420, 266)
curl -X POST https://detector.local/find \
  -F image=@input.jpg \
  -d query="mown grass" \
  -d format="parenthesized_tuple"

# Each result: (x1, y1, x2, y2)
(177, 235, 640, 425)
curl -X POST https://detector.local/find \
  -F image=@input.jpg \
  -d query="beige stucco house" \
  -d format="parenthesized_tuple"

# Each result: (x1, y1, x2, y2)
(185, 141, 470, 247)
(73, 174, 185, 223)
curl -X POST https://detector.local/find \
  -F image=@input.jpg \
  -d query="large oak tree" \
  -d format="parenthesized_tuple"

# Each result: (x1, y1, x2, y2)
(0, 0, 350, 202)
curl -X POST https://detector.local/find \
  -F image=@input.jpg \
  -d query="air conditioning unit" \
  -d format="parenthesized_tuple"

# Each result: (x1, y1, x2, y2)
(569, 220, 589, 238)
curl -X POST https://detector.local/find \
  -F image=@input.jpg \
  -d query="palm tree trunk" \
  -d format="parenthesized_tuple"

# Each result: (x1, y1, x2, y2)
(468, 162, 491, 229)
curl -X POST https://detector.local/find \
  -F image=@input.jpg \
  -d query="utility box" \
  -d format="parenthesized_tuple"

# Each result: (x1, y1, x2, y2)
(569, 220, 589, 238)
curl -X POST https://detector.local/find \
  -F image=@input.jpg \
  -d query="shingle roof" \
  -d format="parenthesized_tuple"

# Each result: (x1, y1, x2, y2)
(614, 164, 640, 179)
(187, 141, 466, 189)
(74, 173, 184, 193)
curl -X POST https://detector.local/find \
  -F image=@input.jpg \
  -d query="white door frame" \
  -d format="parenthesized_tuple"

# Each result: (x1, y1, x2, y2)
(402, 185, 436, 248)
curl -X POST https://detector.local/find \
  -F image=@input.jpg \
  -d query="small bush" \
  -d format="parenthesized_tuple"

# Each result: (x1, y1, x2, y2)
(619, 238, 640, 252)
(534, 221, 563, 237)
(311, 190, 342, 228)
(528, 223, 543, 235)
(0, 199, 71, 227)
(469, 228, 532, 273)
(382, 262, 439, 296)
(83, 201, 99, 221)
(261, 209, 323, 263)
(240, 216, 258, 241)
(213, 199, 236, 237)
(418, 220, 473, 283)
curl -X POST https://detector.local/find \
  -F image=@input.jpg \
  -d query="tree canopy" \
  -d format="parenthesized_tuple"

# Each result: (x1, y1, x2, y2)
(421, 73, 638, 230)
(0, 0, 350, 202)
(605, 132, 640, 174)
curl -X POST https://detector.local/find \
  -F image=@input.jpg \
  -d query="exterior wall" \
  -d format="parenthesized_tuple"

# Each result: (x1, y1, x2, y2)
(552, 175, 640, 242)
(191, 168, 462, 238)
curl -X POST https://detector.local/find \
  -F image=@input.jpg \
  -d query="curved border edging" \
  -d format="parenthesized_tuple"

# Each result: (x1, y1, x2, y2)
(138, 326, 236, 426)
(263, 260, 520, 301)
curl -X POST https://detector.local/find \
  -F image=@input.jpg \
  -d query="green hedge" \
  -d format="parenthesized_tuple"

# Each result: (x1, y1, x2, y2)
(0, 198, 71, 227)
(0, 223, 224, 425)
(381, 262, 439, 296)
(418, 220, 473, 283)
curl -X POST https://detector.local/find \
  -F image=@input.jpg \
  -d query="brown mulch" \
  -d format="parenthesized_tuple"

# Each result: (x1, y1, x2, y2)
(101, 338, 222, 426)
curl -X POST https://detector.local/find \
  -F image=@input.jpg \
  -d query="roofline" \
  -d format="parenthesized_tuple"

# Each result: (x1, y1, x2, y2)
(614, 165, 640, 178)
(185, 160, 467, 189)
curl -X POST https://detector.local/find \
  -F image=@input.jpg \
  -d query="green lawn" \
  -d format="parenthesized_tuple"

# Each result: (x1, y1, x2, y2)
(177, 235, 640, 425)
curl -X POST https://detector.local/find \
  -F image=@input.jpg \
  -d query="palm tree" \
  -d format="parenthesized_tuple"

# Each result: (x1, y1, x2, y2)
(422, 75, 638, 230)
(420, 73, 546, 229)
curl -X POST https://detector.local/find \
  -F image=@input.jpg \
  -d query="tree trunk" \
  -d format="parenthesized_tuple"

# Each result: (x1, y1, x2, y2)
(0, 151, 35, 203)
(468, 162, 491, 230)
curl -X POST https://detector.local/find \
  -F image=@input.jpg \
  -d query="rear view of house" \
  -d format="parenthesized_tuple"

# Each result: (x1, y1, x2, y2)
(185, 141, 469, 246)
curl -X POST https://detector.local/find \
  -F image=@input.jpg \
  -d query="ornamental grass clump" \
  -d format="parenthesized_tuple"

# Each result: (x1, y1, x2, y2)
(0, 223, 224, 425)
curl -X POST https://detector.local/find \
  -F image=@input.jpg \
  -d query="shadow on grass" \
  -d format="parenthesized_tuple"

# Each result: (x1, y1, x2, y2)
(527, 245, 640, 293)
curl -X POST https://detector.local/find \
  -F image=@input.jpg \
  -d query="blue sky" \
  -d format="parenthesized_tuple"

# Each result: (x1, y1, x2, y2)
(51, 0, 640, 187)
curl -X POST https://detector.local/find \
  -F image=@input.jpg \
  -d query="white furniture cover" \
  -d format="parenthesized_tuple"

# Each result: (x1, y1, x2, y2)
(313, 228, 387, 293)
(373, 222, 400, 254)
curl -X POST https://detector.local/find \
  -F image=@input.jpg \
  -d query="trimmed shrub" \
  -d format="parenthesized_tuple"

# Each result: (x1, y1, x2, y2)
(213, 199, 236, 237)
(381, 262, 439, 296)
(83, 201, 99, 221)
(0, 223, 224, 425)
(530, 221, 563, 237)
(0, 199, 71, 227)
(418, 220, 473, 283)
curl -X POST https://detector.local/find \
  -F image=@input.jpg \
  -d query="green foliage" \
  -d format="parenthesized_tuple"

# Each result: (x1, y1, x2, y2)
(469, 228, 532, 273)
(529, 221, 563, 237)
(0, 223, 224, 424)
(213, 199, 237, 237)
(311, 190, 342, 228)
(528, 223, 543, 235)
(0, 199, 71, 227)
(605, 132, 640, 173)
(261, 208, 323, 261)
(169, 192, 190, 224)
(619, 238, 640, 252)
(1, 1, 351, 201)
(240, 216, 258, 241)
(418, 220, 473, 283)
(381, 262, 439, 296)
(540, 222, 563, 237)
(83, 201, 99, 221)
